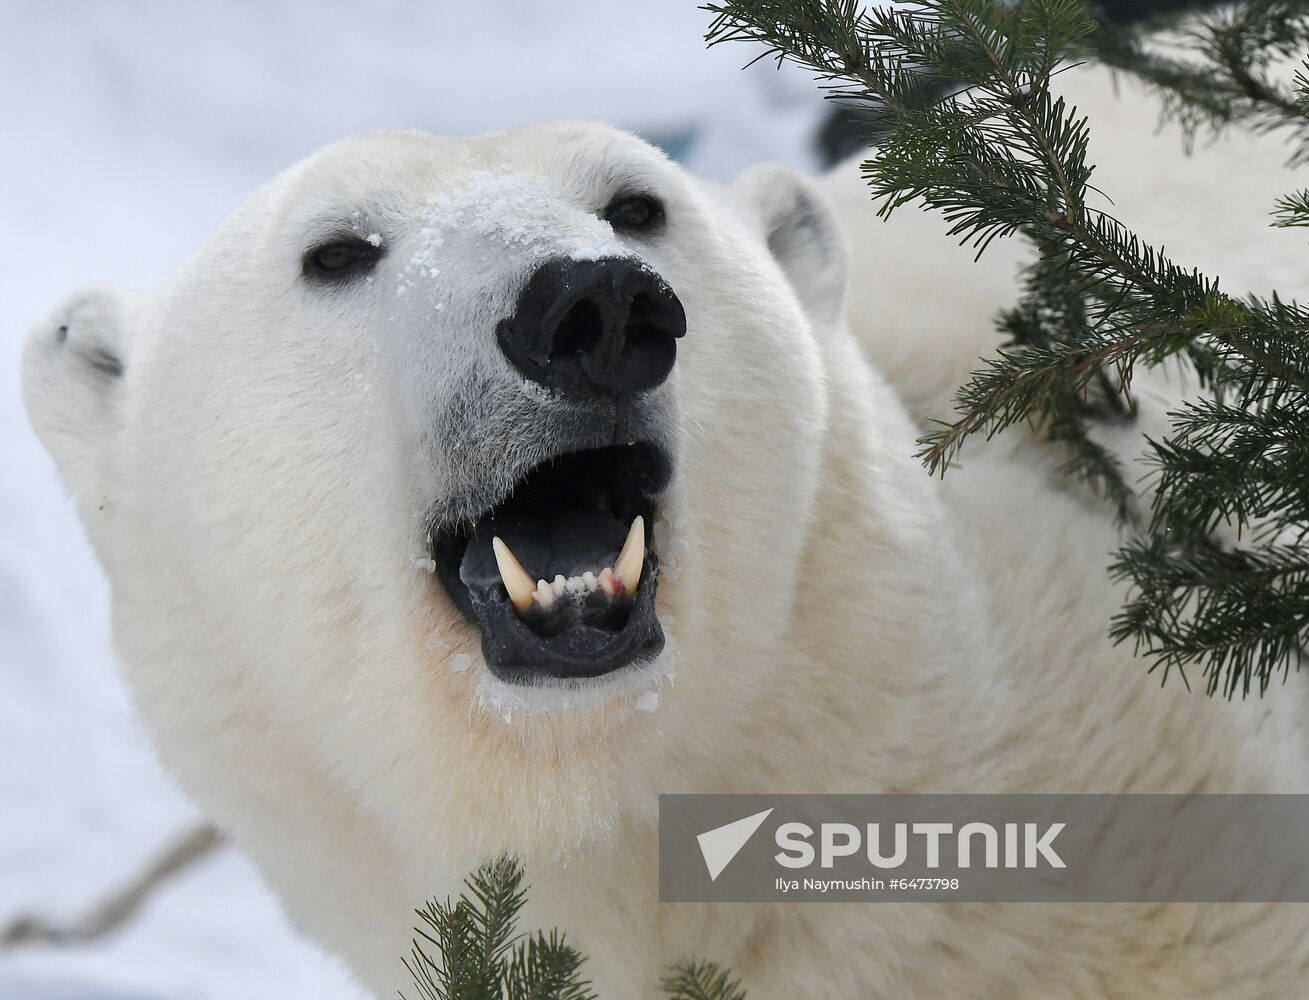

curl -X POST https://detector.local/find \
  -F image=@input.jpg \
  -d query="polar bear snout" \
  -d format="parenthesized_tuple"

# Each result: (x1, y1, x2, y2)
(495, 256, 685, 400)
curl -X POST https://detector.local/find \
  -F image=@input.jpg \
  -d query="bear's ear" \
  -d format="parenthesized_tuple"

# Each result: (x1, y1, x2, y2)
(22, 284, 137, 505)
(732, 162, 849, 327)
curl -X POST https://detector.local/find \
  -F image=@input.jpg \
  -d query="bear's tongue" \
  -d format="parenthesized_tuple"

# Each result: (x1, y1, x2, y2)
(458, 506, 646, 635)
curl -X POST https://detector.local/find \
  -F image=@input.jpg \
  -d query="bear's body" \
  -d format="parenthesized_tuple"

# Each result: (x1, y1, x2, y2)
(23, 65, 1309, 997)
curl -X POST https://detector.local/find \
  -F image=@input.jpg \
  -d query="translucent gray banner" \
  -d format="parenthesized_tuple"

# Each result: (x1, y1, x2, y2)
(658, 794, 1309, 902)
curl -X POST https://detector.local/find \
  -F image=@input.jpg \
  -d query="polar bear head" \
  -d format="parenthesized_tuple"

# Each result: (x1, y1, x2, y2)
(23, 125, 846, 882)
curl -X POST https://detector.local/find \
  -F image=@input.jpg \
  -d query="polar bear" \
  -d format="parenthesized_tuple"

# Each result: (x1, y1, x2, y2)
(22, 65, 1309, 998)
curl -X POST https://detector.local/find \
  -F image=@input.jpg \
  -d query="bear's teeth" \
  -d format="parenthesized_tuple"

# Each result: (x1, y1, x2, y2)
(492, 537, 536, 615)
(527, 570, 610, 608)
(615, 515, 644, 595)
(496, 519, 647, 618)
(535, 579, 555, 610)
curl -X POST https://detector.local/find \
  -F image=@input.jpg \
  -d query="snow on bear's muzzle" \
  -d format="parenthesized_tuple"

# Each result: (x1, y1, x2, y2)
(431, 443, 671, 683)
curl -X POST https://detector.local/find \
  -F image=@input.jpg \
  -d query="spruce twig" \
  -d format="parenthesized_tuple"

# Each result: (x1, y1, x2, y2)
(662, 961, 750, 1000)
(403, 856, 597, 1000)
(403, 857, 746, 999)
(704, 0, 1309, 694)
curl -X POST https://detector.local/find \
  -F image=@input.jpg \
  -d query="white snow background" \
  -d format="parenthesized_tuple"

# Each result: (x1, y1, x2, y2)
(0, 2, 827, 997)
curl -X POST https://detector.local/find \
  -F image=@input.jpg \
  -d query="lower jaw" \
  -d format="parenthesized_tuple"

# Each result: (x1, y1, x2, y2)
(462, 551, 664, 685)
(456, 637, 677, 741)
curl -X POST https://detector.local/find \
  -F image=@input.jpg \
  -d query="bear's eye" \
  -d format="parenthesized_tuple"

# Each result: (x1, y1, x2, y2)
(604, 194, 665, 233)
(303, 238, 383, 283)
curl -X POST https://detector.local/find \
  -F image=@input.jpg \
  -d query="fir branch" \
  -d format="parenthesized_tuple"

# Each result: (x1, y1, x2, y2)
(403, 857, 744, 999)
(1272, 186, 1309, 225)
(504, 932, 598, 1000)
(917, 329, 1141, 469)
(403, 856, 596, 1000)
(661, 961, 750, 1000)
(466, 855, 529, 975)
(1110, 535, 1309, 696)
(1087, 1, 1309, 161)
(1145, 396, 1309, 537)
(704, 0, 1309, 693)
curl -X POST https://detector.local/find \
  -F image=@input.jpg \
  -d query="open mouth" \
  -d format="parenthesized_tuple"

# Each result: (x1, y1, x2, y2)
(431, 442, 672, 683)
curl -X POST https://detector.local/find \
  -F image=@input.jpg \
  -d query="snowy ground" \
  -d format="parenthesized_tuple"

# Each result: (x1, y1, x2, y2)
(0, 2, 828, 997)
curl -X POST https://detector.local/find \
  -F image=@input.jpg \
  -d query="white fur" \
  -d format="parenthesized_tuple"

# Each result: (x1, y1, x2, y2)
(22, 65, 1309, 998)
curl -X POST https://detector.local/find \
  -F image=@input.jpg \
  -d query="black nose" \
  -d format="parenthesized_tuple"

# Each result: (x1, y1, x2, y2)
(496, 257, 685, 399)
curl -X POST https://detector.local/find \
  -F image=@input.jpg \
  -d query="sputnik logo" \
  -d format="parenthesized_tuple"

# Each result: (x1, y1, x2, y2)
(696, 808, 774, 881)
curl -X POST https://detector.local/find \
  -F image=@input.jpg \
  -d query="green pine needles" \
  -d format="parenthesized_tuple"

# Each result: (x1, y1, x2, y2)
(404, 856, 594, 1000)
(403, 857, 746, 1000)
(703, 0, 1309, 697)
(661, 962, 750, 1000)
(1088, 1, 1309, 160)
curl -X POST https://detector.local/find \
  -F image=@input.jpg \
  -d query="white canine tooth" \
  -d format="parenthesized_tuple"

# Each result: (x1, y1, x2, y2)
(598, 566, 617, 597)
(582, 571, 598, 591)
(615, 515, 644, 596)
(492, 537, 536, 615)
(552, 575, 566, 597)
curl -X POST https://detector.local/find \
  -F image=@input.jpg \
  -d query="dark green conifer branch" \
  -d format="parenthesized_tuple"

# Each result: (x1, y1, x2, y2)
(403, 857, 746, 1000)
(1086, 1, 1309, 159)
(703, 0, 1309, 695)
(661, 961, 749, 1000)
